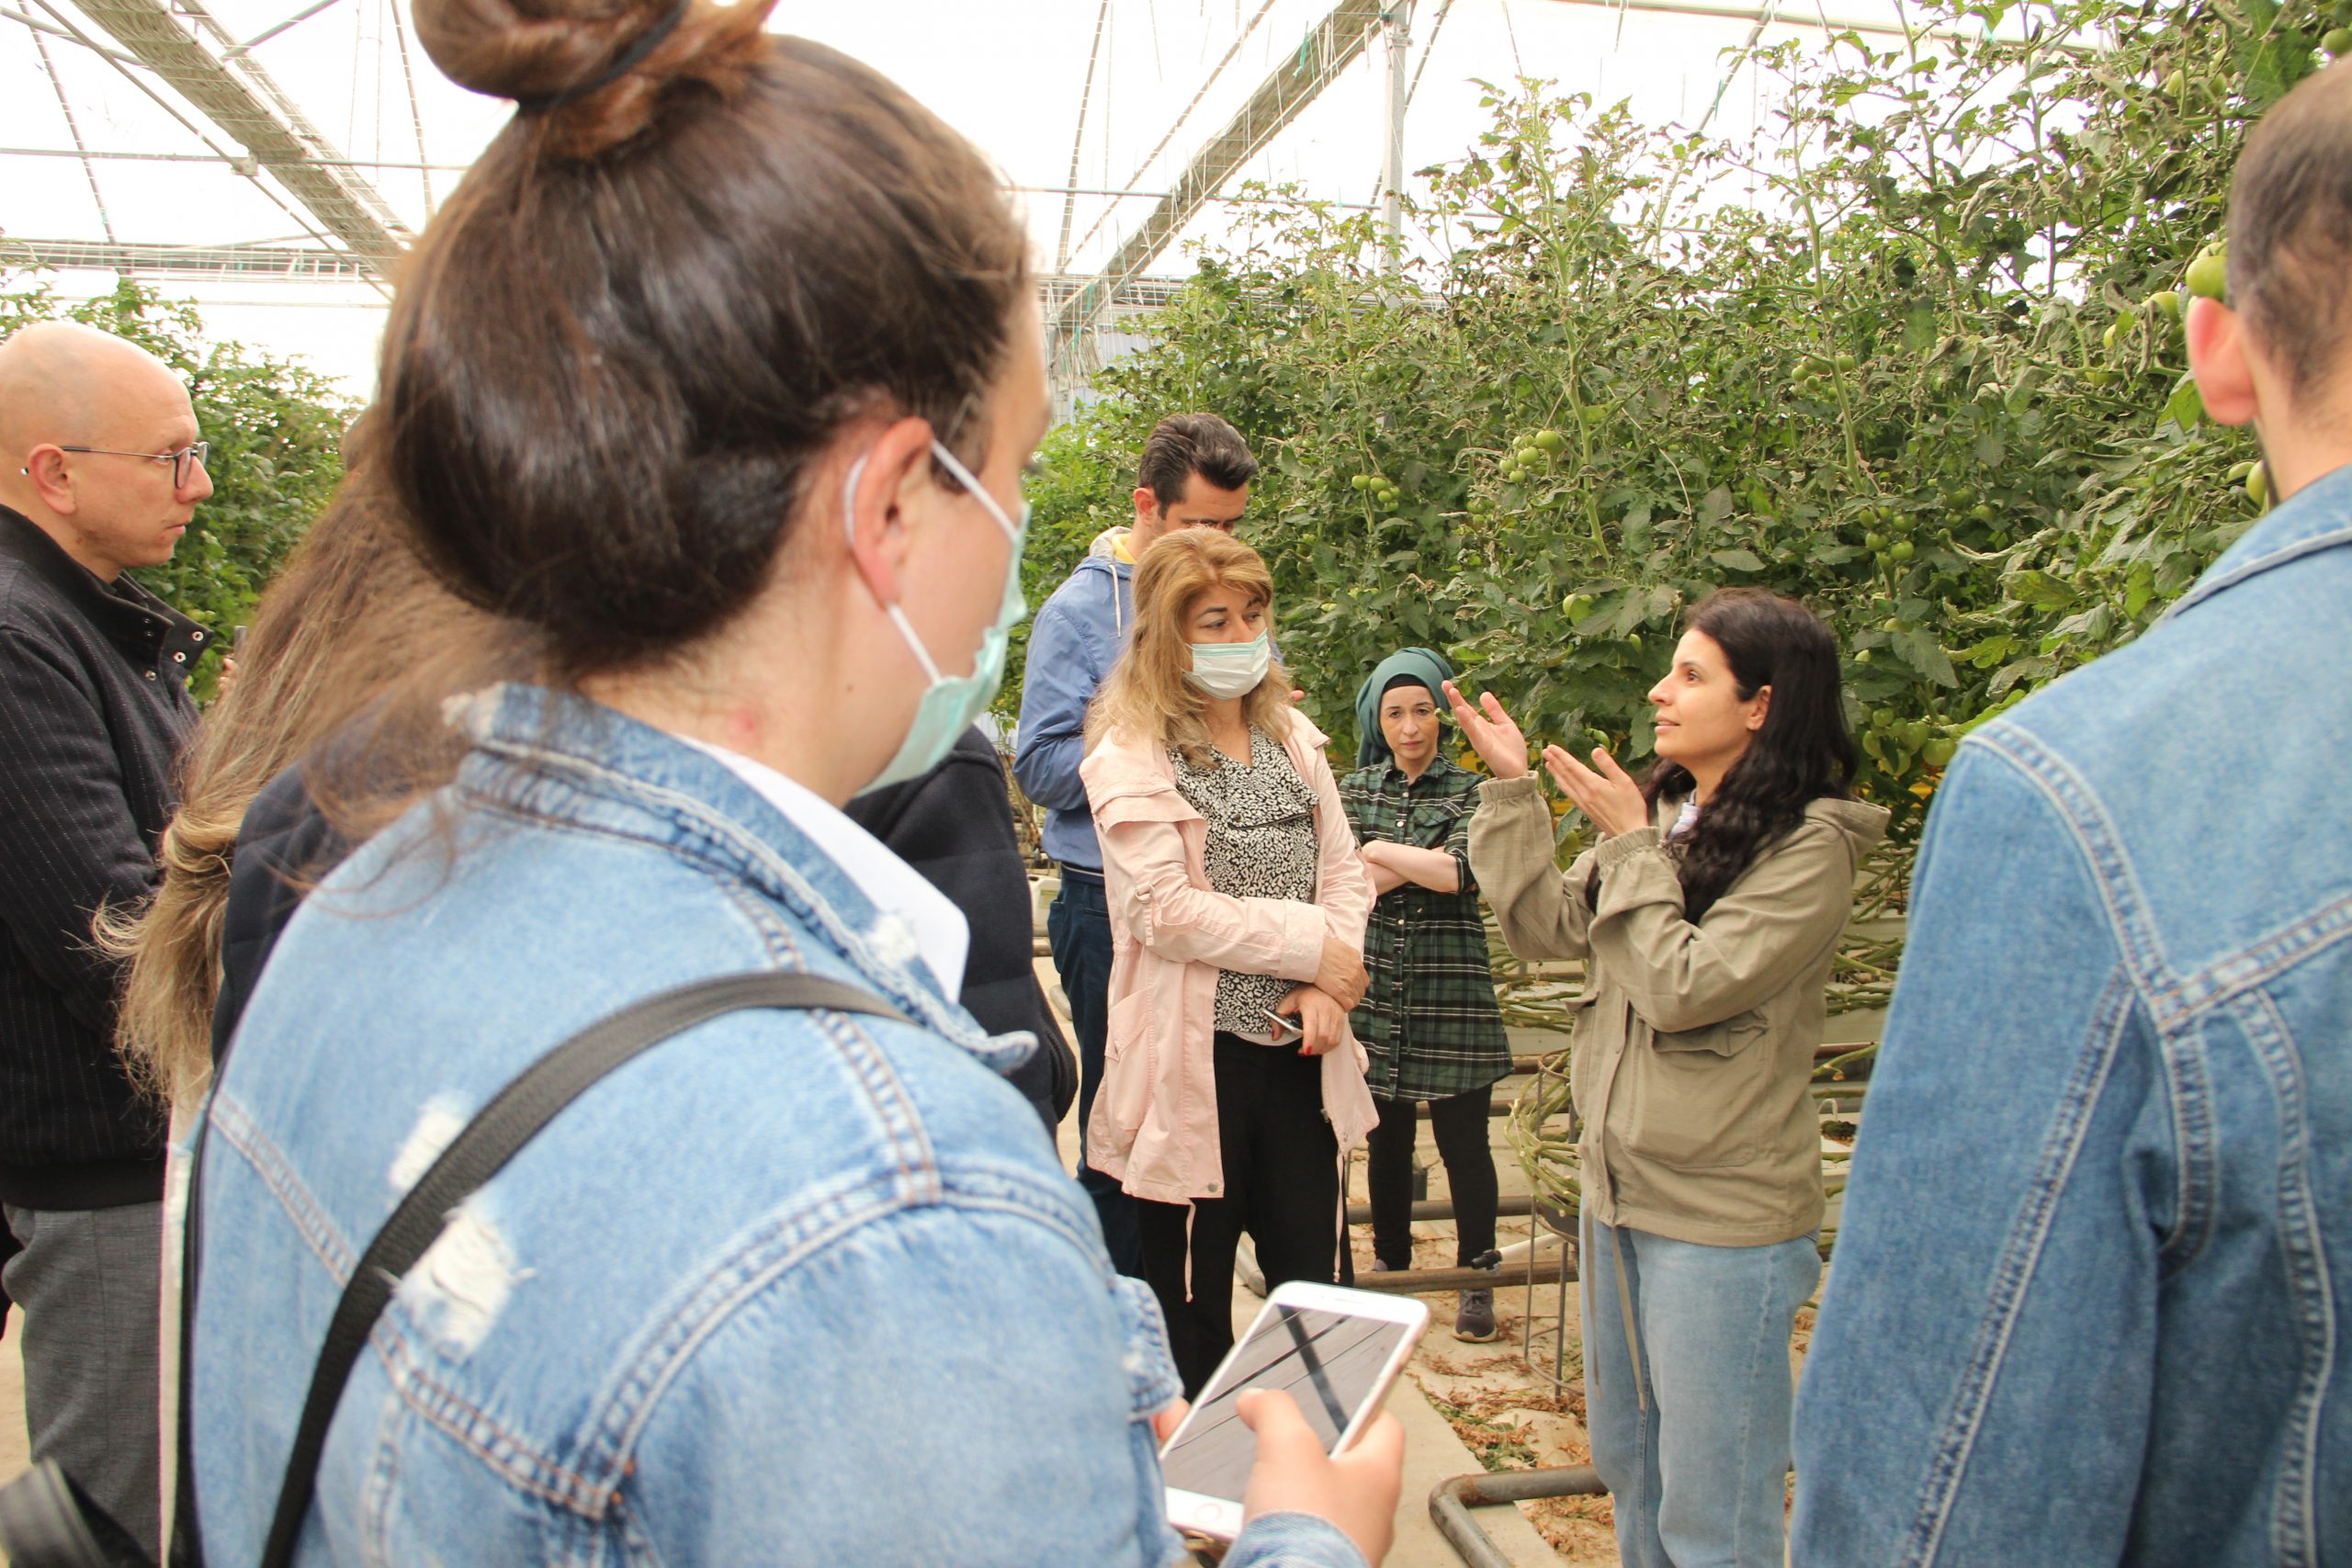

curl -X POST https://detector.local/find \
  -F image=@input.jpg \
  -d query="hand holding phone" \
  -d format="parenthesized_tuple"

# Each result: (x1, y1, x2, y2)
(1261, 1008, 1301, 1043)
(1159, 1280, 1425, 1551)
(1239, 1388, 1405, 1566)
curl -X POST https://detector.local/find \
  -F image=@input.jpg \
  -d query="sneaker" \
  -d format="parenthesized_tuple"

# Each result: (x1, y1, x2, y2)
(1454, 1287, 1498, 1342)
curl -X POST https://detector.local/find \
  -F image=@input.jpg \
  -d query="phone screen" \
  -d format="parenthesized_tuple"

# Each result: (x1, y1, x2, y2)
(1159, 1304, 1414, 1504)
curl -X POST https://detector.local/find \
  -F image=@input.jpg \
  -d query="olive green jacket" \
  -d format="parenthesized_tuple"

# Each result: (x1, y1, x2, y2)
(1467, 773, 1888, 1247)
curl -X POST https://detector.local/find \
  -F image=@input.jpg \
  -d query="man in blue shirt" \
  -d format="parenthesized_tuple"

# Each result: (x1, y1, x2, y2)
(1014, 412, 1254, 1273)
(1793, 62, 2352, 1563)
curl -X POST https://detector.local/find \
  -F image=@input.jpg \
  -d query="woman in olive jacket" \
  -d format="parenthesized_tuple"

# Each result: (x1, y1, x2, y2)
(1448, 589, 1884, 1568)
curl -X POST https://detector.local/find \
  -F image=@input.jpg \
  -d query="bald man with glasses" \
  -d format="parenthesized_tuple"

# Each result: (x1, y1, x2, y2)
(0, 320, 218, 1555)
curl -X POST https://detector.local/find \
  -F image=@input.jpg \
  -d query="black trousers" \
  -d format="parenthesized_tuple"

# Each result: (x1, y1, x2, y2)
(1137, 1032, 1339, 1396)
(1366, 1085, 1498, 1269)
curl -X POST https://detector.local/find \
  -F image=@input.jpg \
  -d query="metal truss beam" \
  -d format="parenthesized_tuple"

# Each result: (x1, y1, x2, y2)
(3, 237, 381, 280)
(2, 242, 1193, 314)
(62, 0, 410, 270)
(1049, 0, 1387, 360)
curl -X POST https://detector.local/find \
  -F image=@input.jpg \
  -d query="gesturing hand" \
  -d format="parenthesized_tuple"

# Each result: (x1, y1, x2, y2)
(1542, 744, 1650, 838)
(1441, 682, 1532, 780)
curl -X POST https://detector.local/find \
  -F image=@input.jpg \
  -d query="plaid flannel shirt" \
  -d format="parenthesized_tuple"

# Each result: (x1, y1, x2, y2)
(1339, 752, 1512, 1101)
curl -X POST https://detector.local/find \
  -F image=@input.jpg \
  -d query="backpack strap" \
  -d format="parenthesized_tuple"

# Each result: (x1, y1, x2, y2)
(255, 972, 910, 1568)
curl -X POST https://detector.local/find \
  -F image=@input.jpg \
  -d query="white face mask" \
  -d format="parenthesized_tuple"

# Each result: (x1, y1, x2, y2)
(1185, 632, 1270, 700)
(847, 440, 1028, 795)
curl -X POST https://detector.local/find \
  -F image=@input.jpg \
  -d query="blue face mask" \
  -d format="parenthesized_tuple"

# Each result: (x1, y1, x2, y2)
(849, 440, 1028, 795)
(1186, 631, 1271, 700)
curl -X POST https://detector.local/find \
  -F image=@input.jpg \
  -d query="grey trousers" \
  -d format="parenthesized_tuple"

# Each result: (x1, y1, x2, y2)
(4, 1201, 163, 1559)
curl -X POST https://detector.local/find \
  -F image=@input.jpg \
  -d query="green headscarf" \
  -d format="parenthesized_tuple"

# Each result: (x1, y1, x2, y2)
(1353, 647, 1456, 769)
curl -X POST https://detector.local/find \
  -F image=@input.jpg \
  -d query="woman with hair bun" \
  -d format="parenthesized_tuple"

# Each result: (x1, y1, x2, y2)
(1448, 588, 1886, 1568)
(185, 5, 1399, 1562)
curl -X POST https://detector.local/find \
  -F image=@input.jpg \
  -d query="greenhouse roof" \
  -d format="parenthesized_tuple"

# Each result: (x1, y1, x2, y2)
(5, 0, 1975, 395)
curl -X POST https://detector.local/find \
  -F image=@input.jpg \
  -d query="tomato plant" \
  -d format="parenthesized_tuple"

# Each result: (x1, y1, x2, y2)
(1012, 0, 2323, 864)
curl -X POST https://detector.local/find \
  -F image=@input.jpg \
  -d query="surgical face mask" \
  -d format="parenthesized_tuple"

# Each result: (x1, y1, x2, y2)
(1186, 632, 1270, 700)
(850, 440, 1029, 794)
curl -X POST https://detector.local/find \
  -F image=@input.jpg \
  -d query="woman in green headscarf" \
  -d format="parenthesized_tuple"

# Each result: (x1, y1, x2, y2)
(1339, 648, 1514, 1340)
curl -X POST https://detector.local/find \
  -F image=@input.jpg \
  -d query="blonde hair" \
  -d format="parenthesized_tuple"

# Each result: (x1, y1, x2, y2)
(96, 441, 517, 1108)
(1087, 529, 1293, 766)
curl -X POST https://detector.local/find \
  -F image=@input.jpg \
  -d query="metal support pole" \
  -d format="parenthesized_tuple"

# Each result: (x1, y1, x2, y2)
(1430, 1467, 1608, 1568)
(1380, 1, 1412, 273)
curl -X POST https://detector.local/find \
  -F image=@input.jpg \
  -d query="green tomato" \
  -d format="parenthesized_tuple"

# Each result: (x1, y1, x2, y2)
(1871, 707, 1896, 728)
(1890, 540, 1917, 561)
(1835, 353, 1859, 372)
(2246, 458, 2270, 508)
(1625, 632, 1644, 651)
(1971, 502, 1997, 523)
(2326, 25, 2352, 51)
(1534, 428, 1566, 452)
(1561, 592, 1592, 618)
(1924, 738, 1958, 766)
(2146, 289, 2183, 319)
(1901, 720, 1931, 750)
(1517, 446, 1544, 468)
(1854, 648, 1873, 664)
(1863, 532, 1886, 550)
(1350, 474, 1372, 491)
(2184, 246, 2228, 301)
(1507, 467, 1528, 483)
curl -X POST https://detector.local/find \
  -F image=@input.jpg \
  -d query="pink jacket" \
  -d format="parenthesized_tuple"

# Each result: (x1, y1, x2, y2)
(1080, 710, 1379, 1205)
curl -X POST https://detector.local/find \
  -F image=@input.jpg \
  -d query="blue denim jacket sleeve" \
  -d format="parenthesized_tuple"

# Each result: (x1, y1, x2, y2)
(619, 1199, 1188, 1564)
(618, 1201, 1362, 1567)
(1225, 1512, 1369, 1568)
(1013, 585, 1104, 815)
(1792, 741, 2173, 1563)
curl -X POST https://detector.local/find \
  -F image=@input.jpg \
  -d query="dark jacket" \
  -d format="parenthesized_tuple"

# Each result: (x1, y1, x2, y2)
(846, 726, 1077, 1134)
(215, 731, 1078, 1135)
(0, 506, 206, 1206)
(210, 761, 347, 1068)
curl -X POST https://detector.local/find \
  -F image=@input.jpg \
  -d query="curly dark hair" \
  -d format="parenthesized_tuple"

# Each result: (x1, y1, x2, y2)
(1634, 589, 1858, 921)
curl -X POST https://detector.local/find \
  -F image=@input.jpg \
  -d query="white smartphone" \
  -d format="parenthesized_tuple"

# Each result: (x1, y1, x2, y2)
(1159, 1280, 1430, 1540)
(1261, 1008, 1301, 1043)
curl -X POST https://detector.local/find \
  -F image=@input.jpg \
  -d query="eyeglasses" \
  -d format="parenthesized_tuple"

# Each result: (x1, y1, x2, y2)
(53, 441, 209, 488)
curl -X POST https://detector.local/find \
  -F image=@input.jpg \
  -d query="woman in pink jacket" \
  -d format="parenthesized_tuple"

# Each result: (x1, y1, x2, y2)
(1080, 529, 1378, 1394)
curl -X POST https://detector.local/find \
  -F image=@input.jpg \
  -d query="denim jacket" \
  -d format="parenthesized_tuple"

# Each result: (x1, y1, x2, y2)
(1792, 466, 2352, 1564)
(188, 685, 1363, 1567)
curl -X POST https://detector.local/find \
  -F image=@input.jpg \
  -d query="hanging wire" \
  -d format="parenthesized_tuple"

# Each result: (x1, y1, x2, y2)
(370, 0, 386, 175)
(385, 0, 432, 213)
(1054, 0, 1114, 271)
(1061, 0, 1283, 269)
(33, 28, 118, 244)
(1404, 0, 1453, 114)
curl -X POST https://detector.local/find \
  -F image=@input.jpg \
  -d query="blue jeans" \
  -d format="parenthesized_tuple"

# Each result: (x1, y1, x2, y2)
(1046, 874, 1142, 1276)
(1583, 1217, 1818, 1568)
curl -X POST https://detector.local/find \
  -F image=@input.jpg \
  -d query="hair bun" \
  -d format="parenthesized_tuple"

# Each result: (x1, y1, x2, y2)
(414, 0, 772, 157)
